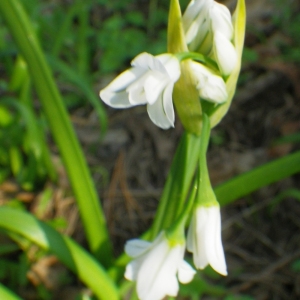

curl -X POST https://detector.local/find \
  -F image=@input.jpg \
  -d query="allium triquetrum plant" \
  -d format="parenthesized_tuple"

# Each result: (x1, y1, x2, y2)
(1, 0, 300, 299)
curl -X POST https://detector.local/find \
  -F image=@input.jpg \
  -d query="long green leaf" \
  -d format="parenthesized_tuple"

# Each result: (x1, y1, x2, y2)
(0, 207, 119, 300)
(215, 150, 300, 206)
(0, 283, 22, 300)
(0, 0, 112, 263)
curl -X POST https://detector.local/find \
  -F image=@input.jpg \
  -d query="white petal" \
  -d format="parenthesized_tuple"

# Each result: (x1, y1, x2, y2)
(183, 0, 212, 40)
(139, 245, 182, 300)
(100, 90, 133, 108)
(194, 208, 209, 269)
(103, 67, 145, 93)
(190, 62, 227, 103)
(157, 55, 181, 82)
(144, 73, 168, 105)
(147, 94, 174, 129)
(210, 3, 233, 40)
(162, 82, 175, 126)
(200, 74, 228, 103)
(178, 260, 196, 284)
(187, 213, 196, 252)
(132, 52, 166, 74)
(213, 31, 237, 76)
(125, 259, 141, 281)
(205, 207, 227, 275)
(125, 239, 151, 258)
(136, 233, 170, 299)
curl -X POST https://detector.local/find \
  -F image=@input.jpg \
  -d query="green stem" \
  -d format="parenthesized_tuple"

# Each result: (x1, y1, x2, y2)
(196, 113, 218, 206)
(0, 0, 112, 264)
(167, 178, 198, 242)
(150, 131, 201, 238)
(175, 52, 218, 70)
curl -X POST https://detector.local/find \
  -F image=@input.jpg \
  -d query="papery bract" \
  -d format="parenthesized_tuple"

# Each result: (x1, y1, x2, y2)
(100, 52, 180, 129)
(187, 205, 227, 276)
(125, 232, 196, 300)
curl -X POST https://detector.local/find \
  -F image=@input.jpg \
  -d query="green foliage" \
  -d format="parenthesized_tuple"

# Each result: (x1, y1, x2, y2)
(272, 0, 300, 63)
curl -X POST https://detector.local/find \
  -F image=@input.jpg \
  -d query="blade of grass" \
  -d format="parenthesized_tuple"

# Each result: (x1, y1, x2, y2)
(0, 0, 112, 264)
(0, 206, 119, 300)
(215, 150, 300, 206)
(0, 283, 22, 300)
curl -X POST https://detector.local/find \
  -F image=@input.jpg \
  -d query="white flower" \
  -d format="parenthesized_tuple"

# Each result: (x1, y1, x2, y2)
(183, 0, 212, 48)
(187, 205, 227, 276)
(99, 52, 180, 129)
(125, 232, 196, 300)
(183, 0, 237, 75)
(212, 31, 238, 76)
(190, 61, 227, 103)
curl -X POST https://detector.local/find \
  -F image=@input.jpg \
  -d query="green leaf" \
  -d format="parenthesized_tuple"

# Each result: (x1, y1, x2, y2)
(215, 150, 300, 206)
(0, 206, 120, 300)
(0, 283, 22, 300)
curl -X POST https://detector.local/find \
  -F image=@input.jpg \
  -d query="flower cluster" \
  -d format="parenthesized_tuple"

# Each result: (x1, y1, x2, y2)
(125, 205, 226, 300)
(100, 0, 239, 130)
(183, 0, 237, 75)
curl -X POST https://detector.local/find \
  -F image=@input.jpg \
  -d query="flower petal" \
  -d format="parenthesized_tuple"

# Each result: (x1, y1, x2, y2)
(163, 82, 175, 126)
(144, 73, 168, 105)
(210, 2, 233, 40)
(200, 74, 227, 103)
(178, 260, 196, 284)
(205, 207, 227, 275)
(156, 54, 181, 82)
(100, 90, 133, 108)
(147, 93, 174, 129)
(190, 62, 227, 103)
(138, 244, 182, 300)
(183, 0, 212, 42)
(125, 259, 141, 281)
(213, 31, 237, 76)
(187, 207, 209, 269)
(102, 67, 145, 93)
(132, 52, 166, 74)
(136, 233, 170, 299)
(125, 239, 152, 258)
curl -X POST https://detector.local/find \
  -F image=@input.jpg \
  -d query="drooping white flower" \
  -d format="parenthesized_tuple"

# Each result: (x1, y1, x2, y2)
(125, 232, 196, 300)
(190, 61, 227, 103)
(187, 205, 227, 276)
(183, 0, 237, 75)
(100, 52, 181, 129)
